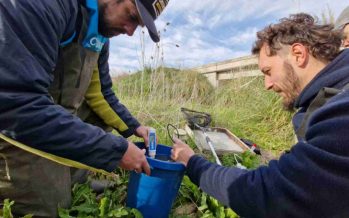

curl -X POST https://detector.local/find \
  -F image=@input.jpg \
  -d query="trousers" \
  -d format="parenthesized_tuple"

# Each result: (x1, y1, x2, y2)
(0, 139, 71, 217)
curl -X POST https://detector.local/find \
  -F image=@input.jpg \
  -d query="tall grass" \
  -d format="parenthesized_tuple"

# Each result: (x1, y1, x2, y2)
(113, 67, 294, 155)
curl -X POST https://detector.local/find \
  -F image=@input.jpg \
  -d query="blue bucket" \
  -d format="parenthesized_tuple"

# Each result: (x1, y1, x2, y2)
(126, 142, 185, 218)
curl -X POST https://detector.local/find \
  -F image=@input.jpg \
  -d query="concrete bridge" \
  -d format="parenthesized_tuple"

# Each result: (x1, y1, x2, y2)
(191, 55, 262, 87)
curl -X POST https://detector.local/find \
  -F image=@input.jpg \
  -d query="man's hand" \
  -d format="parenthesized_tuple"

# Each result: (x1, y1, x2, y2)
(134, 125, 157, 147)
(171, 138, 195, 167)
(119, 141, 151, 175)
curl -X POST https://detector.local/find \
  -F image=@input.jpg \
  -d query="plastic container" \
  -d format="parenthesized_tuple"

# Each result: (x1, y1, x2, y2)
(126, 142, 186, 218)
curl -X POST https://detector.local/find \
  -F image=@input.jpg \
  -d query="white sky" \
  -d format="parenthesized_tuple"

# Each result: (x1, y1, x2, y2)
(108, 0, 348, 76)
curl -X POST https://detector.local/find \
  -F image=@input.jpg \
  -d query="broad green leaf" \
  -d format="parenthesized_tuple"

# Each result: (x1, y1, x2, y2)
(225, 208, 239, 218)
(99, 197, 109, 217)
(130, 208, 143, 218)
(2, 199, 14, 218)
(107, 207, 128, 217)
(58, 208, 73, 218)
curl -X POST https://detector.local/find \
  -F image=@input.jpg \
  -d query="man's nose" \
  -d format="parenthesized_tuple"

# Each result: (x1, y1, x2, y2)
(264, 76, 273, 90)
(124, 23, 138, 36)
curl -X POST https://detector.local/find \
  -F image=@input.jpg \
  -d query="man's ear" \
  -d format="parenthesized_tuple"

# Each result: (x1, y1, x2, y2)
(290, 43, 308, 68)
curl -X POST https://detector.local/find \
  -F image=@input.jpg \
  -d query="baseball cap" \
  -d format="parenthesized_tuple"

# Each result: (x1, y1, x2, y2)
(135, 0, 169, 42)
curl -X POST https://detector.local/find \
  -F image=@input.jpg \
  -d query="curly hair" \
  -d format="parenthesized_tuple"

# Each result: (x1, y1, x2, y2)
(252, 13, 342, 62)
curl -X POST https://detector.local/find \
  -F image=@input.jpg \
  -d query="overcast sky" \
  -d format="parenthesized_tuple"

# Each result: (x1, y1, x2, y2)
(108, 0, 348, 75)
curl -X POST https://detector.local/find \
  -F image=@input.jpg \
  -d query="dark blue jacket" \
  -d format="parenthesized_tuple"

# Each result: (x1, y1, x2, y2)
(187, 49, 349, 218)
(0, 0, 136, 172)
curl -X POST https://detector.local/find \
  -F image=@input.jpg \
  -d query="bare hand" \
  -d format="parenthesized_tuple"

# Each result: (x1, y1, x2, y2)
(171, 138, 195, 166)
(134, 126, 158, 147)
(119, 141, 151, 175)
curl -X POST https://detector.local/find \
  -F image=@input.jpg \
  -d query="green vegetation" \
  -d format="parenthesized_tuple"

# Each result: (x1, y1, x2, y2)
(2, 67, 294, 217)
(114, 67, 294, 155)
(0, 199, 15, 218)
(0, 199, 33, 218)
(58, 171, 143, 218)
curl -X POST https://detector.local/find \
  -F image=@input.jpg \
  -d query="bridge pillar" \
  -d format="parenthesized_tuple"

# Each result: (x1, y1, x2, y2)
(205, 72, 218, 88)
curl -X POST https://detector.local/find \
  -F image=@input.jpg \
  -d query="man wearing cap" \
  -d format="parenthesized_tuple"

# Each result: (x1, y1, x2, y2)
(0, 0, 169, 216)
(335, 6, 349, 48)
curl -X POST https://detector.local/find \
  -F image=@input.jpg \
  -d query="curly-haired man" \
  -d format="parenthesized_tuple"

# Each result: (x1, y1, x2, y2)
(172, 13, 349, 218)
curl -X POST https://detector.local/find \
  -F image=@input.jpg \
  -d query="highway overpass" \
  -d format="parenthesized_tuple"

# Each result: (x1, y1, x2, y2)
(191, 55, 262, 87)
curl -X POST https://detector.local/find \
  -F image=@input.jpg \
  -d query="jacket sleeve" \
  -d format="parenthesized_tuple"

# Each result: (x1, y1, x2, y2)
(85, 40, 141, 138)
(0, 0, 128, 172)
(186, 91, 349, 218)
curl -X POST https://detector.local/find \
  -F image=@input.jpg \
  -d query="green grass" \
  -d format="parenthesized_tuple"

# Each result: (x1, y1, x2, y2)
(114, 67, 294, 155)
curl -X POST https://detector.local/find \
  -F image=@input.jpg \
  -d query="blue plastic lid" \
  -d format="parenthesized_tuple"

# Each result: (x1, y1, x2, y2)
(134, 142, 185, 172)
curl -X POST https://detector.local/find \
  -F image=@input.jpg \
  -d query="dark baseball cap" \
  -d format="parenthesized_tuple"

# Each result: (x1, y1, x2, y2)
(135, 0, 169, 42)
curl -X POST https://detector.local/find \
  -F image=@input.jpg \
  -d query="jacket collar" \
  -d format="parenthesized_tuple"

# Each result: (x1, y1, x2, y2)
(81, 0, 107, 52)
(294, 49, 349, 108)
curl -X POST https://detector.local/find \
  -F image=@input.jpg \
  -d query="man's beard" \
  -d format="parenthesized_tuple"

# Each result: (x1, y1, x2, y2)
(98, 4, 110, 37)
(280, 61, 301, 111)
(98, 4, 123, 38)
